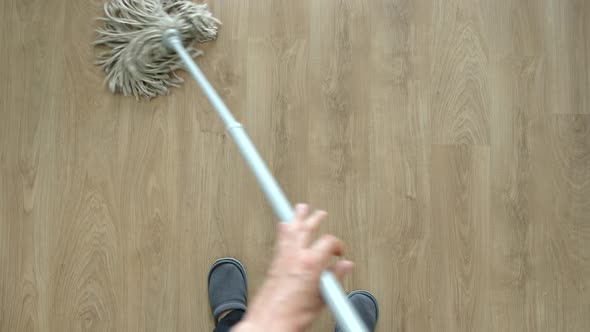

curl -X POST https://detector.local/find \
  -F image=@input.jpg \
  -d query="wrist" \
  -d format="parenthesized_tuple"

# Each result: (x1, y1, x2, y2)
(234, 313, 304, 332)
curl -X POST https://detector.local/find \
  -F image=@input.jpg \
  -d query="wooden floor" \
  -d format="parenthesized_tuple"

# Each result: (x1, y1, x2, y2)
(1, 0, 589, 331)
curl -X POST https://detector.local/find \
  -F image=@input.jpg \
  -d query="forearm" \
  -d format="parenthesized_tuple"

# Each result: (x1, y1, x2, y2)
(231, 320, 260, 332)
(231, 287, 311, 332)
(230, 304, 309, 332)
(231, 318, 300, 332)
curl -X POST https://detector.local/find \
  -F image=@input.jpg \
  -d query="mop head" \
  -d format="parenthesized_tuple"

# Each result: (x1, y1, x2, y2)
(94, 0, 221, 98)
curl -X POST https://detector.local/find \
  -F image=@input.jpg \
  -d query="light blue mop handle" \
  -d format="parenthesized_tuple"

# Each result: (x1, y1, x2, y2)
(165, 32, 368, 332)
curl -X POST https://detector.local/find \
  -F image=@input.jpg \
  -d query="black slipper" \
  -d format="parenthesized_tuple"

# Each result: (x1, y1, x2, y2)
(335, 290, 379, 332)
(207, 257, 248, 325)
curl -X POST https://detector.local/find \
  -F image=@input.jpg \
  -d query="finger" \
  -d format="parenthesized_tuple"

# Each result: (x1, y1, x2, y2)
(277, 221, 301, 250)
(291, 204, 310, 246)
(276, 222, 289, 241)
(280, 204, 308, 245)
(294, 203, 309, 222)
(275, 222, 290, 250)
(300, 210, 327, 247)
(331, 260, 354, 280)
(310, 234, 344, 266)
(305, 210, 326, 231)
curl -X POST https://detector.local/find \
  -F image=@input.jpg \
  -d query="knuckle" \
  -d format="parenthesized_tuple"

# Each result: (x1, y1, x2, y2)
(322, 234, 337, 244)
(301, 253, 319, 270)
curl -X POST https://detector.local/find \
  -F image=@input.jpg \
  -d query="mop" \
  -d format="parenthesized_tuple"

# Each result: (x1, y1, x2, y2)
(94, 1, 367, 331)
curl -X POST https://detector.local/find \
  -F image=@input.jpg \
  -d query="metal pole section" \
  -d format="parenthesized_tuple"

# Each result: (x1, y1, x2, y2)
(165, 31, 368, 332)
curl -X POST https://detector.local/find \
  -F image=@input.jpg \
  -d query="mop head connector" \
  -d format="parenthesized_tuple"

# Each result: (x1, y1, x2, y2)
(94, 0, 221, 98)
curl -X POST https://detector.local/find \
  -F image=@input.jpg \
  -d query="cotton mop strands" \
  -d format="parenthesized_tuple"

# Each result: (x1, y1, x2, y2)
(94, 1, 368, 331)
(94, 0, 220, 98)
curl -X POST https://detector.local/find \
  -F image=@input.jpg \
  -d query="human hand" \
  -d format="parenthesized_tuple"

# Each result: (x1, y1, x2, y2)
(234, 204, 353, 332)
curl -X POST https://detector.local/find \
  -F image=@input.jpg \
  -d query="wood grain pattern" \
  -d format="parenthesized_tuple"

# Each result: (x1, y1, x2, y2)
(430, 145, 491, 331)
(1, 0, 589, 331)
(543, 0, 590, 114)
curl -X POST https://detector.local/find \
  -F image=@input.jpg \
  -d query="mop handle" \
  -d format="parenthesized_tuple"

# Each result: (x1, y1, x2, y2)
(165, 32, 368, 332)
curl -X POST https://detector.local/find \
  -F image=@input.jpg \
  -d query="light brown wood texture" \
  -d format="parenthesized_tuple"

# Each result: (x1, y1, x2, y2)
(1, 0, 589, 331)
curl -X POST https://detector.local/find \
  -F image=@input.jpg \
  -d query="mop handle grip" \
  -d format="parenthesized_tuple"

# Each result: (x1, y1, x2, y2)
(166, 33, 368, 332)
